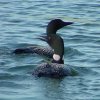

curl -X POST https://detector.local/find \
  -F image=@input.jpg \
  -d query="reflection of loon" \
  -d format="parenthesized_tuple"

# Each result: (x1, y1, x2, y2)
(14, 19, 77, 77)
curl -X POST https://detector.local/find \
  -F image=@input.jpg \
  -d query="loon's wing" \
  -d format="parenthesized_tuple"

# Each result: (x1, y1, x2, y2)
(13, 45, 54, 58)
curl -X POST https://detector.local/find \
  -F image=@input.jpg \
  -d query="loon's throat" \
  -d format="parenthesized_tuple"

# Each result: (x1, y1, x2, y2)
(46, 27, 57, 34)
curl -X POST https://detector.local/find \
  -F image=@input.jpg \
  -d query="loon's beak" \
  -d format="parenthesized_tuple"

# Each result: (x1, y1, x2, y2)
(63, 21, 73, 26)
(37, 35, 48, 42)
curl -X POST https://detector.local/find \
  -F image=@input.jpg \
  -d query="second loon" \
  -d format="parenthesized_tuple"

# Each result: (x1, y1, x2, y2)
(14, 19, 77, 77)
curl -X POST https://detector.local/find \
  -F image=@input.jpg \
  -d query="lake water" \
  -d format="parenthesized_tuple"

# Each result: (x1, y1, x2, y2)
(0, 0, 100, 100)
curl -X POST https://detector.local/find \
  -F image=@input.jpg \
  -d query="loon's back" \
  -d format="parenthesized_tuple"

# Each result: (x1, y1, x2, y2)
(13, 45, 54, 58)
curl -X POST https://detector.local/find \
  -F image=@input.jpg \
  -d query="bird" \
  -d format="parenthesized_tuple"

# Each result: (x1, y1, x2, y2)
(13, 19, 73, 59)
(14, 19, 77, 78)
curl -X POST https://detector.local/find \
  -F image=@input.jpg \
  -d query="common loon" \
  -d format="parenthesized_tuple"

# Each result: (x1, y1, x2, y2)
(14, 19, 77, 77)
(13, 19, 73, 58)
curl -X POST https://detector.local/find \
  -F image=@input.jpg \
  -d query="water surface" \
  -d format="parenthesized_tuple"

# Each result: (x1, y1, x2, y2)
(0, 0, 100, 100)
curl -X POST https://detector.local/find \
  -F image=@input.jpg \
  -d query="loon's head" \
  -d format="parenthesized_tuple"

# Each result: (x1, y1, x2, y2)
(47, 19, 73, 34)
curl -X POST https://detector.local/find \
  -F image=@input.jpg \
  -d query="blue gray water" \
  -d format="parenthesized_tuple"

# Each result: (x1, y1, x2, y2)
(0, 0, 100, 100)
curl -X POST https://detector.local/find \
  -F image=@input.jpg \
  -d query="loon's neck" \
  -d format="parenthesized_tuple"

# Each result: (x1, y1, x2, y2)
(46, 29, 57, 35)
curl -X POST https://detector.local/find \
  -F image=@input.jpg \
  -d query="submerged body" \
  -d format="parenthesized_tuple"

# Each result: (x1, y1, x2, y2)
(33, 63, 77, 78)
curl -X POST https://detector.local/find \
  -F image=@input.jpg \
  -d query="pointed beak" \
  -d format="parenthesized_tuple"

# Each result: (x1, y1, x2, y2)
(36, 35, 48, 42)
(63, 21, 73, 26)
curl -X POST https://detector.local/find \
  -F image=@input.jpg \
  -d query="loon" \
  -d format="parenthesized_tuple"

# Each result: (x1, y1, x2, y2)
(14, 19, 77, 77)
(13, 19, 73, 58)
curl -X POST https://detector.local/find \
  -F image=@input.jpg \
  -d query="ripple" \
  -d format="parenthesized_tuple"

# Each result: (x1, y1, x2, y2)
(65, 47, 84, 57)
(0, 81, 28, 89)
(7, 64, 34, 73)
(0, 72, 30, 81)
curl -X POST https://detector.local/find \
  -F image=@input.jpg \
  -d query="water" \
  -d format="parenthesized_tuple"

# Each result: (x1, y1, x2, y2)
(0, 0, 100, 100)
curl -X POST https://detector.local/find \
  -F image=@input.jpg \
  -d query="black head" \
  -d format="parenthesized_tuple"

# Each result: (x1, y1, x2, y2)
(47, 19, 73, 34)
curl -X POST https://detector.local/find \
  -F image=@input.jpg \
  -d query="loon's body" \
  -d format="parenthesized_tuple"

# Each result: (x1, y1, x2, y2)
(14, 19, 77, 77)
(33, 63, 75, 77)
